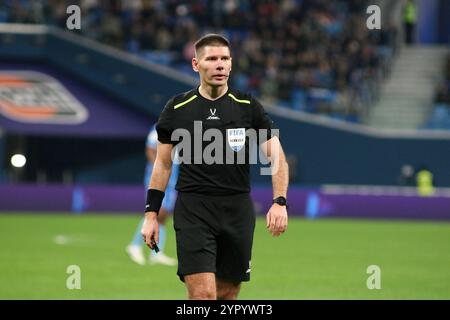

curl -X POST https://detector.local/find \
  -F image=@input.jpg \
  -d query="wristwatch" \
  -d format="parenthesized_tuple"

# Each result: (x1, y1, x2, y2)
(273, 196, 288, 208)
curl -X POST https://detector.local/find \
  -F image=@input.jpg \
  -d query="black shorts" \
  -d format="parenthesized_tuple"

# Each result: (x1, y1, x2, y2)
(173, 192, 256, 283)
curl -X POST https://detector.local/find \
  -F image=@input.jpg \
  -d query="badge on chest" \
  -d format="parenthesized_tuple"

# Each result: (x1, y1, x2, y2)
(227, 128, 246, 152)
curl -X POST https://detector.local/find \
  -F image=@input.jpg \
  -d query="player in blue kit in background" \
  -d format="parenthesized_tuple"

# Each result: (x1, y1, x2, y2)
(126, 125, 178, 266)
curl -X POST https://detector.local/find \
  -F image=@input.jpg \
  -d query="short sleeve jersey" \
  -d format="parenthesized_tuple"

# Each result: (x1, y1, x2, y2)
(156, 87, 277, 196)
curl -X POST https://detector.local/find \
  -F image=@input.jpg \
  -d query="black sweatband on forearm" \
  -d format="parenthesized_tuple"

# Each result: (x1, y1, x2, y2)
(145, 189, 165, 215)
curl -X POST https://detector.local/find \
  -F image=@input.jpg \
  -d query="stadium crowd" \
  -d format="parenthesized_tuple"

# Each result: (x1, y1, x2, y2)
(425, 53, 450, 129)
(1, 0, 398, 123)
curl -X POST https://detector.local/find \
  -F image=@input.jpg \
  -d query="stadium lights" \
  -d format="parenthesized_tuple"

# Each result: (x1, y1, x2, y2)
(11, 154, 26, 168)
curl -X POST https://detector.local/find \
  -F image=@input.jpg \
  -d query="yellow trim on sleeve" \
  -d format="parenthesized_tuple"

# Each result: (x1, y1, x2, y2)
(228, 93, 251, 104)
(174, 95, 198, 109)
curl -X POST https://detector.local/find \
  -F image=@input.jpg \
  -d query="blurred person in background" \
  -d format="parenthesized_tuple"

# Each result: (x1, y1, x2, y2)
(126, 125, 178, 266)
(416, 164, 435, 196)
(397, 164, 416, 186)
(403, 0, 417, 45)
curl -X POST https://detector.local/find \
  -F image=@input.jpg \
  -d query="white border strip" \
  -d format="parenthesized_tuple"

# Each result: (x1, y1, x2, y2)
(0, 23, 48, 34)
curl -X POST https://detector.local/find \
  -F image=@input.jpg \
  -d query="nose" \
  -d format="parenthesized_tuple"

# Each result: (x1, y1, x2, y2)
(216, 59, 225, 70)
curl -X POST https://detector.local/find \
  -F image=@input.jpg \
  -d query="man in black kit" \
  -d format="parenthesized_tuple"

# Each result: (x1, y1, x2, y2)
(141, 34, 289, 300)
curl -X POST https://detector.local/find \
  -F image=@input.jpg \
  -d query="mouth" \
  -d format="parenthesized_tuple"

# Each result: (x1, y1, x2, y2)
(213, 75, 227, 80)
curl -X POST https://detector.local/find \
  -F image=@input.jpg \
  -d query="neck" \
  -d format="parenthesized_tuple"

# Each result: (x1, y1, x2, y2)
(199, 83, 228, 101)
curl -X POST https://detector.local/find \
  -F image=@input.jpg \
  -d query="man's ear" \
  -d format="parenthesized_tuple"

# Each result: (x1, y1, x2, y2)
(192, 57, 199, 73)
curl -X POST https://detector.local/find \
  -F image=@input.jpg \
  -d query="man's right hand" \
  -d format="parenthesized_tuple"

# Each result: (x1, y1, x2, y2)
(141, 211, 159, 250)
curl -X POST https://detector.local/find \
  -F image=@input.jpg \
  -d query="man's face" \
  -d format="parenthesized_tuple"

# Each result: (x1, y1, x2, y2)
(192, 45, 232, 87)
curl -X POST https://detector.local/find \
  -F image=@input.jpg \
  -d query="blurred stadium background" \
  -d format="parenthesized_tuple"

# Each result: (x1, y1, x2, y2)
(0, 0, 449, 299)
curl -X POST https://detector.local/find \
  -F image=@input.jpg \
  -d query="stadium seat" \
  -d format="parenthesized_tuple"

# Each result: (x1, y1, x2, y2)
(0, 9, 7, 22)
(291, 89, 307, 111)
(432, 104, 449, 120)
(141, 51, 173, 66)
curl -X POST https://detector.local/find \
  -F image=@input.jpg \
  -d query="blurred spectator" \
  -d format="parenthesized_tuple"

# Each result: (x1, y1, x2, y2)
(397, 164, 415, 186)
(434, 83, 450, 105)
(416, 165, 435, 196)
(403, 0, 417, 45)
(425, 53, 450, 129)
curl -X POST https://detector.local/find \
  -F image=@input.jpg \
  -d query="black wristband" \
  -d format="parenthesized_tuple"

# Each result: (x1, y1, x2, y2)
(145, 189, 165, 215)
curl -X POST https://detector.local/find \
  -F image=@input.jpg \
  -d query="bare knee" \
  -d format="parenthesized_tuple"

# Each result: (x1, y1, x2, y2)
(189, 289, 216, 300)
(216, 279, 241, 300)
(217, 287, 240, 300)
(185, 273, 216, 300)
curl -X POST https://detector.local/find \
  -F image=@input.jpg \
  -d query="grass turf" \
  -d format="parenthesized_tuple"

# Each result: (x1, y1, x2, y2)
(0, 213, 449, 299)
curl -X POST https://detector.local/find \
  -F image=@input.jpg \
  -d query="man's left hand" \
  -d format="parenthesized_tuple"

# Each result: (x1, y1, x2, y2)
(266, 204, 288, 237)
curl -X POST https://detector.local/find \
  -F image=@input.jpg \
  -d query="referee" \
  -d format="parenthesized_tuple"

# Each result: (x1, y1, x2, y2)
(142, 34, 289, 300)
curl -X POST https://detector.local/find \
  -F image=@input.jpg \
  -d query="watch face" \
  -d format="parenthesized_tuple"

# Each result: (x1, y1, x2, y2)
(274, 197, 286, 205)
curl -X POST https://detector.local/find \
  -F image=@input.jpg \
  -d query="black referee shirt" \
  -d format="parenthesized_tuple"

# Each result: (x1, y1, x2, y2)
(156, 87, 277, 196)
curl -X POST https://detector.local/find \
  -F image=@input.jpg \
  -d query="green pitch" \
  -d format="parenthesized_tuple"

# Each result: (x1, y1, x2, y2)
(0, 213, 449, 299)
